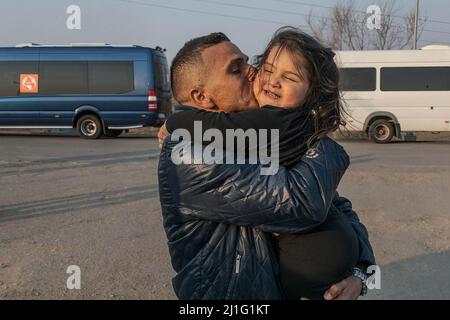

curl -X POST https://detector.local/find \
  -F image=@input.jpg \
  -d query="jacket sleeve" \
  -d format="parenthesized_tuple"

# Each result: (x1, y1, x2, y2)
(159, 136, 349, 234)
(165, 106, 286, 133)
(332, 194, 376, 267)
(165, 107, 314, 168)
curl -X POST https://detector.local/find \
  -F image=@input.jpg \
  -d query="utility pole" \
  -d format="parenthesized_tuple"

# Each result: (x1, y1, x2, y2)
(413, 0, 420, 49)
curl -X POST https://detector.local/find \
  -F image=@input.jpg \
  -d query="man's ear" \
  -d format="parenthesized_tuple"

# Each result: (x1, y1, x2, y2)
(190, 86, 217, 111)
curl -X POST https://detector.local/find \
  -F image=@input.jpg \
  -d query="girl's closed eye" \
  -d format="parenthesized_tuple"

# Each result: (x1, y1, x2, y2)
(284, 74, 299, 82)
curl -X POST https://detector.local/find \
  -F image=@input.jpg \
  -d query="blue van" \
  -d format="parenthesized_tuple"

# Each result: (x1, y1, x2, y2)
(0, 43, 172, 138)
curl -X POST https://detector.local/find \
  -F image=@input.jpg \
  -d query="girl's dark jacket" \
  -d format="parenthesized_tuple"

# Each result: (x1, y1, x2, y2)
(158, 106, 375, 299)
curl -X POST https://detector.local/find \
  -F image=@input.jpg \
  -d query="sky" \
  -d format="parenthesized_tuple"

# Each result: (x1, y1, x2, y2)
(1, 0, 450, 63)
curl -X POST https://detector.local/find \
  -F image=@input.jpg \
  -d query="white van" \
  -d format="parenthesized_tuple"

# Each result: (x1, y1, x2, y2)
(335, 45, 450, 143)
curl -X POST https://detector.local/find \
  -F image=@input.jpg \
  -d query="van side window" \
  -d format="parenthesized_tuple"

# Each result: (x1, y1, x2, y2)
(38, 61, 134, 95)
(88, 61, 134, 94)
(39, 61, 88, 95)
(0, 61, 39, 96)
(339, 68, 376, 91)
(381, 67, 450, 91)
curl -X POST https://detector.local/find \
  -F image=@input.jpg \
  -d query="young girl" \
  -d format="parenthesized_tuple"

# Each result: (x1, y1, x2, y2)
(165, 27, 363, 299)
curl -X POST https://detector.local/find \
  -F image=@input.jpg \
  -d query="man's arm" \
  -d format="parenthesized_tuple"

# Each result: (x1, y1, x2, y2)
(159, 136, 349, 234)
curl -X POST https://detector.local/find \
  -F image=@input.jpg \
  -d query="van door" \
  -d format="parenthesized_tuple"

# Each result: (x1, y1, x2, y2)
(0, 56, 40, 126)
(86, 60, 140, 128)
(37, 57, 88, 127)
(153, 53, 172, 121)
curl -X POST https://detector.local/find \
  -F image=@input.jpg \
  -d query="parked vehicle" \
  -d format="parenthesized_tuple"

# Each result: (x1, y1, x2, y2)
(336, 45, 450, 143)
(0, 43, 172, 138)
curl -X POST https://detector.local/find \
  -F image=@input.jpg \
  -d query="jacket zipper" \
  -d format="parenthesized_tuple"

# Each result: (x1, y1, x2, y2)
(235, 253, 241, 273)
(226, 253, 242, 299)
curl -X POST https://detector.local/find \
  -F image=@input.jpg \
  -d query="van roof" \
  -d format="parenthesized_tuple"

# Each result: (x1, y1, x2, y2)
(0, 45, 167, 59)
(12, 43, 165, 50)
(335, 48, 450, 64)
(421, 44, 450, 50)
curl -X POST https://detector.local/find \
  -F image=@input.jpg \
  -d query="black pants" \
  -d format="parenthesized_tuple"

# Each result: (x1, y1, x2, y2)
(276, 212, 359, 300)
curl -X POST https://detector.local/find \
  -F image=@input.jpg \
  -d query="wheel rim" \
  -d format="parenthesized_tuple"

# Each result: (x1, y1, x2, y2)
(374, 124, 390, 140)
(81, 120, 97, 136)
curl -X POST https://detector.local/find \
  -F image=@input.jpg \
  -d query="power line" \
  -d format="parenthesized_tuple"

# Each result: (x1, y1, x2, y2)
(418, 17, 450, 26)
(191, 0, 329, 21)
(112, 0, 308, 28)
(277, 0, 337, 11)
(423, 28, 450, 36)
(111, 0, 450, 42)
(277, 0, 450, 27)
(419, 39, 449, 45)
(192, 0, 450, 37)
(108, 0, 450, 48)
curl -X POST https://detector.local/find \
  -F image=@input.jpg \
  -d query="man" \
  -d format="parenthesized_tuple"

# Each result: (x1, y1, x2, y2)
(158, 32, 375, 300)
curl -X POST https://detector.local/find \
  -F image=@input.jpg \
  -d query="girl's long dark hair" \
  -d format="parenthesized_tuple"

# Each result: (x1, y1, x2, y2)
(254, 26, 345, 149)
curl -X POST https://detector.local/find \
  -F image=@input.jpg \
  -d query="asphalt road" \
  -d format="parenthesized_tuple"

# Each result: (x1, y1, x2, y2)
(0, 130, 449, 299)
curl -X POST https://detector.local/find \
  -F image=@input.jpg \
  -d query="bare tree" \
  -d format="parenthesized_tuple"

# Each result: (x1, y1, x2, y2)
(353, 12, 369, 50)
(305, 0, 427, 50)
(400, 8, 427, 49)
(305, 11, 330, 47)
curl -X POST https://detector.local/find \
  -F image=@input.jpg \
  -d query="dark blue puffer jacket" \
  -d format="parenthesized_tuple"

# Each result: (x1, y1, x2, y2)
(159, 137, 363, 299)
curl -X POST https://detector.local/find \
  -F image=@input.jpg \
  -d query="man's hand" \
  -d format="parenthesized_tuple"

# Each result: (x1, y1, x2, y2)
(323, 276, 362, 300)
(158, 122, 169, 148)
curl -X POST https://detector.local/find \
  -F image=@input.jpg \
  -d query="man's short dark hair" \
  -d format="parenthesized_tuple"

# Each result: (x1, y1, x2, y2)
(170, 32, 230, 103)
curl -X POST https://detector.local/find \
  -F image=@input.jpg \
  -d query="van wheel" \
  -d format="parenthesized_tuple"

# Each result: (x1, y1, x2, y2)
(104, 129, 123, 138)
(369, 119, 394, 143)
(76, 115, 103, 139)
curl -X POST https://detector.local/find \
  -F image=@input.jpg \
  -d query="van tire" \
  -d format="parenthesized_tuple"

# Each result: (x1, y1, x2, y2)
(76, 115, 103, 139)
(369, 119, 394, 143)
(104, 129, 123, 138)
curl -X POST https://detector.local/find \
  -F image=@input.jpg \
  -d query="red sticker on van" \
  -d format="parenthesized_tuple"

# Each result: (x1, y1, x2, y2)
(20, 74, 39, 93)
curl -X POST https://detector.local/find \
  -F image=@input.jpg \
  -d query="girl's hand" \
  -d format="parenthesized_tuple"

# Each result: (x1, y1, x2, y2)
(158, 122, 169, 149)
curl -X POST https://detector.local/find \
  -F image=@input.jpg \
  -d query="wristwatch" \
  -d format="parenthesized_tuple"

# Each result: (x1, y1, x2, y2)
(351, 267, 368, 296)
